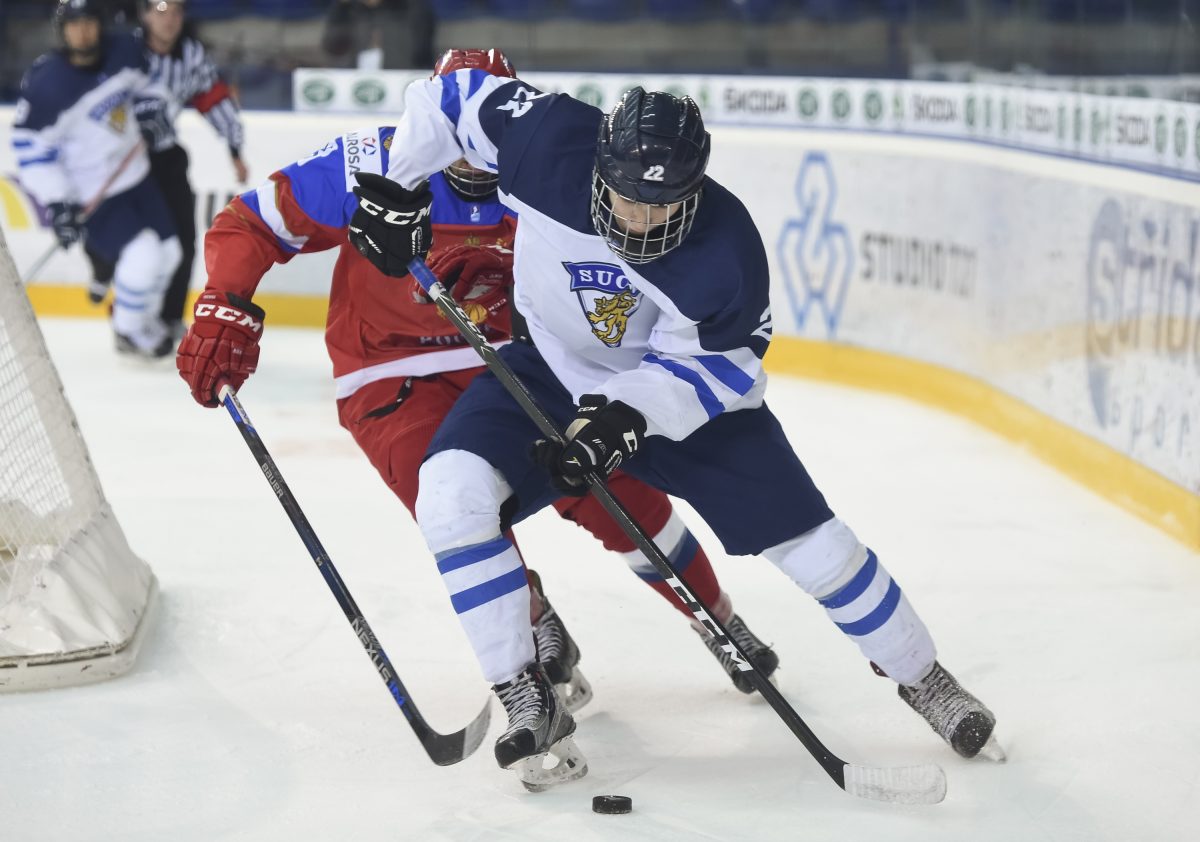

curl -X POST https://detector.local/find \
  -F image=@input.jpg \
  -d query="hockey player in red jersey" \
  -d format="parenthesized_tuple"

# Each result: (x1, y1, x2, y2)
(176, 49, 779, 723)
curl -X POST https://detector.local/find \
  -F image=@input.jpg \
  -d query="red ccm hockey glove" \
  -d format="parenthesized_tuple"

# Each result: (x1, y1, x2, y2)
(422, 242, 513, 300)
(176, 291, 266, 407)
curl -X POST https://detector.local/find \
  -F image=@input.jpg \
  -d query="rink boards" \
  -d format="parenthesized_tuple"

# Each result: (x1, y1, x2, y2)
(0, 100, 1197, 549)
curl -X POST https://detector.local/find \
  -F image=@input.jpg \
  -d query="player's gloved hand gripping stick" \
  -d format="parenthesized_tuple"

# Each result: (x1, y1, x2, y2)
(215, 380, 491, 767)
(407, 254, 949, 805)
(22, 139, 145, 285)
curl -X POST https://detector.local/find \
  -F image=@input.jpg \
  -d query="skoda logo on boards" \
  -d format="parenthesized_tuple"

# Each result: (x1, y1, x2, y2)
(776, 152, 854, 338)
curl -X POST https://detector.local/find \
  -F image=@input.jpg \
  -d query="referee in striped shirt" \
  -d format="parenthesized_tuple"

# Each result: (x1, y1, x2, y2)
(92, 0, 248, 339)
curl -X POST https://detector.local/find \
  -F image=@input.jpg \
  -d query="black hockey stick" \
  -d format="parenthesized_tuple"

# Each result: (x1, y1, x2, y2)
(217, 383, 490, 766)
(408, 256, 947, 804)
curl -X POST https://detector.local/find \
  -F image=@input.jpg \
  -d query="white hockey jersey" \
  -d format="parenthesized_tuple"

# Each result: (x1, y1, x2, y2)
(386, 71, 772, 442)
(11, 34, 155, 208)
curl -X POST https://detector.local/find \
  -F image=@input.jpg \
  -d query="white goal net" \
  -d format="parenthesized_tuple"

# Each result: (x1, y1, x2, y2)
(0, 227, 156, 691)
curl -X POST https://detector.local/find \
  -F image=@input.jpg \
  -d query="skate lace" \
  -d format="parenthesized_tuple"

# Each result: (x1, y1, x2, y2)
(533, 607, 565, 662)
(497, 673, 544, 732)
(904, 665, 974, 738)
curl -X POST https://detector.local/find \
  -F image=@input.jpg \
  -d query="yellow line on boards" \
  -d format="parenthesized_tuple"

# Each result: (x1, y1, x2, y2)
(27, 285, 1199, 551)
(764, 339, 1200, 552)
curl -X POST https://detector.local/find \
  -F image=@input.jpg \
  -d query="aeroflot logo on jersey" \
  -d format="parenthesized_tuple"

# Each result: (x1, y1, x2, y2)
(343, 130, 383, 187)
(564, 261, 642, 348)
(195, 303, 263, 333)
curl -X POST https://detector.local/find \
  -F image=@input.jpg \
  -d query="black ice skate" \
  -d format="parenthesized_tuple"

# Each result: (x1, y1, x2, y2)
(899, 661, 1004, 760)
(87, 276, 110, 305)
(533, 600, 593, 713)
(694, 613, 780, 694)
(114, 326, 173, 360)
(492, 663, 588, 792)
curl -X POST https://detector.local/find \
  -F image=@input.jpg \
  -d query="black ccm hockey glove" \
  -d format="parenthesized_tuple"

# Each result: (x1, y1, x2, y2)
(348, 172, 432, 278)
(531, 395, 647, 497)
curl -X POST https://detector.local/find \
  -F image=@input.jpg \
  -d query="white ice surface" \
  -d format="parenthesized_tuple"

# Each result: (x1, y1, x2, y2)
(4, 319, 1199, 842)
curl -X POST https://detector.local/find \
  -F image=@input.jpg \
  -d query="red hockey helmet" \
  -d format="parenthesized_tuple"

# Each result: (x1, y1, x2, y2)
(432, 49, 517, 200)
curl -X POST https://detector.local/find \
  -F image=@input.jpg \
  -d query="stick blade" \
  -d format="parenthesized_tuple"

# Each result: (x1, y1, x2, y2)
(842, 762, 947, 805)
(424, 698, 491, 766)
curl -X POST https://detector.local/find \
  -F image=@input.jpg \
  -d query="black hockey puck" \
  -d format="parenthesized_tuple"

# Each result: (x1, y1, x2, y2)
(592, 795, 633, 814)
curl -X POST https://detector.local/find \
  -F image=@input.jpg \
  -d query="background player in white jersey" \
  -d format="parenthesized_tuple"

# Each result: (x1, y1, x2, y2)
(347, 71, 1001, 790)
(11, 0, 181, 358)
(87, 0, 249, 340)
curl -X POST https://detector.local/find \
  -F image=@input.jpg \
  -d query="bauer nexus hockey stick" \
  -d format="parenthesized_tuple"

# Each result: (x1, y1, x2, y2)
(217, 382, 490, 766)
(408, 255, 947, 805)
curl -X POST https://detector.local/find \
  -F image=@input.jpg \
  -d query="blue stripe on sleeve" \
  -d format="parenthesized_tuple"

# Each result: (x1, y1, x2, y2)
(435, 535, 512, 574)
(450, 566, 528, 614)
(18, 151, 58, 166)
(240, 187, 262, 218)
(695, 354, 755, 396)
(466, 68, 490, 98)
(440, 72, 462, 127)
(818, 549, 879, 608)
(835, 578, 902, 636)
(642, 353, 724, 420)
(12, 139, 33, 149)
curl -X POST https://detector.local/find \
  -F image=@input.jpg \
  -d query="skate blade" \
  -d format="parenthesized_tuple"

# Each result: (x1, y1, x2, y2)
(514, 736, 589, 793)
(559, 670, 594, 714)
(976, 734, 1007, 763)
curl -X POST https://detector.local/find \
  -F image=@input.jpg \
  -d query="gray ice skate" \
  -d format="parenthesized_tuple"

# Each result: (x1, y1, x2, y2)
(114, 321, 173, 361)
(493, 663, 588, 792)
(899, 661, 1004, 760)
(533, 600, 593, 713)
(694, 613, 780, 694)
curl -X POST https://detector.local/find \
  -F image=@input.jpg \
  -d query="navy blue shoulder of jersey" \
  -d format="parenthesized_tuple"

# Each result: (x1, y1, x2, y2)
(16, 36, 144, 131)
(636, 178, 772, 358)
(477, 83, 600, 234)
(428, 172, 513, 228)
(16, 52, 80, 130)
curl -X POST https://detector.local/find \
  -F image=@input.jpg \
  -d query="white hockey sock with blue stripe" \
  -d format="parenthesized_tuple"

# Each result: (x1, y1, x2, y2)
(435, 535, 534, 685)
(765, 517, 935, 686)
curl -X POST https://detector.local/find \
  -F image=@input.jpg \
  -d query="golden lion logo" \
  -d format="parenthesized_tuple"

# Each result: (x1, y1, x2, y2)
(587, 290, 638, 347)
(109, 104, 128, 133)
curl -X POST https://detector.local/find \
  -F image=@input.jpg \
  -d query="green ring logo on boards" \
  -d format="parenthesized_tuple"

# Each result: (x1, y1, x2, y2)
(1155, 114, 1168, 154)
(798, 88, 819, 119)
(832, 89, 851, 122)
(1091, 109, 1104, 147)
(1175, 117, 1186, 158)
(1073, 106, 1083, 144)
(964, 95, 976, 128)
(864, 89, 883, 123)
(302, 78, 335, 107)
(574, 83, 604, 108)
(352, 79, 387, 107)
(1057, 104, 1066, 141)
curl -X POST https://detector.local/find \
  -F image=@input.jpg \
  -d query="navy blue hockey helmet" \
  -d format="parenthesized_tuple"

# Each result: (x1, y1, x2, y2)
(590, 87, 710, 264)
(55, 0, 104, 28)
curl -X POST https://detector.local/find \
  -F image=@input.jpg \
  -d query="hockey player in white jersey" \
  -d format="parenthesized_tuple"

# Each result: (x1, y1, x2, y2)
(11, 0, 181, 358)
(347, 71, 1000, 790)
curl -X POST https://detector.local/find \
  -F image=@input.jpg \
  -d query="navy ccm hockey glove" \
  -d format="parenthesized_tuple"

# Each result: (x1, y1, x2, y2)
(47, 201, 83, 248)
(348, 172, 432, 278)
(531, 395, 647, 497)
